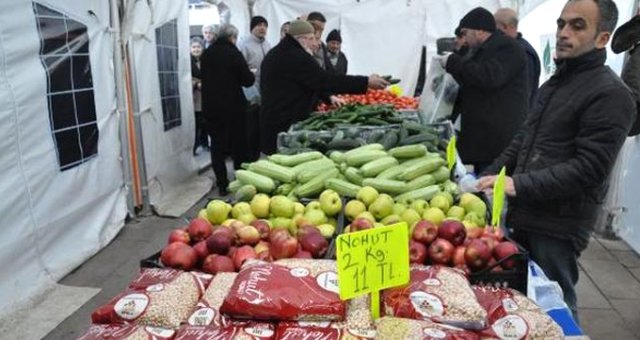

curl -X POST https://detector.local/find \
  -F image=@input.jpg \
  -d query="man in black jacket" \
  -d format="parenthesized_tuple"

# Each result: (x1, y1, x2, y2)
(326, 29, 348, 75)
(201, 24, 255, 195)
(495, 8, 541, 107)
(478, 0, 636, 322)
(442, 7, 529, 174)
(260, 20, 388, 154)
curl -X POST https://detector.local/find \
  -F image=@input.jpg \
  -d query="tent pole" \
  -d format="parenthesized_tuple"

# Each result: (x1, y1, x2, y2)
(111, 0, 137, 217)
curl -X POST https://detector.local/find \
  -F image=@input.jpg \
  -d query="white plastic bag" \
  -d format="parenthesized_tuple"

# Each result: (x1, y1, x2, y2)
(419, 56, 459, 123)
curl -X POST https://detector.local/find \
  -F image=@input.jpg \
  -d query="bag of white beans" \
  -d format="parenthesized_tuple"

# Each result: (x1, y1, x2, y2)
(375, 317, 480, 340)
(76, 324, 176, 340)
(91, 269, 212, 329)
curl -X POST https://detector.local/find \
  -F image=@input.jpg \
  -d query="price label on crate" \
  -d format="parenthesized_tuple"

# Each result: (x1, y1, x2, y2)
(336, 222, 410, 319)
(446, 136, 457, 170)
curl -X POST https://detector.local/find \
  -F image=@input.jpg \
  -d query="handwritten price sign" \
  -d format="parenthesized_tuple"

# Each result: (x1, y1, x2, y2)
(336, 223, 410, 318)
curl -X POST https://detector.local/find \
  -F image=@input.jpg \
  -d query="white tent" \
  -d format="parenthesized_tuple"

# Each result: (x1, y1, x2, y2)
(0, 0, 638, 315)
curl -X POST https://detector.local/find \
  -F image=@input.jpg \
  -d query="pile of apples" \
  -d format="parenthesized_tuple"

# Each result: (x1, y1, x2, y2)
(341, 186, 520, 274)
(160, 190, 344, 274)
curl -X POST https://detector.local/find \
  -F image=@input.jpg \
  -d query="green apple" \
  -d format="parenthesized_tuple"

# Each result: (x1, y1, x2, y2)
(374, 222, 384, 228)
(464, 211, 486, 227)
(459, 192, 482, 209)
(270, 195, 295, 218)
(319, 189, 342, 217)
(356, 211, 376, 224)
(305, 200, 322, 212)
(327, 217, 338, 227)
(317, 224, 336, 238)
(270, 217, 292, 229)
(401, 209, 421, 229)
(368, 196, 393, 220)
(237, 213, 256, 225)
(462, 219, 478, 229)
(410, 199, 430, 216)
(221, 218, 236, 227)
(392, 203, 407, 216)
(343, 225, 351, 233)
(197, 208, 208, 220)
(430, 194, 451, 212)
(439, 191, 454, 206)
(378, 194, 394, 205)
(356, 186, 379, 207)
(304, 209, 328, 226)
(293, 202, 305, 215)
(232, 202, 252, 219)
(423, 207, 446, 226)
(206, 200, 230, 224)
(447, 205, 466, 220)
(250, 194, 271, 218)
(345, 200, 367, 221)
(380, 214, 402, 226)
(464, 199, 487, 220)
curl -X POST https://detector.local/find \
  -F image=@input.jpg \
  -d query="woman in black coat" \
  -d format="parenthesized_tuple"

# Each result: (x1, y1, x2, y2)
(200, 24, 255, 194)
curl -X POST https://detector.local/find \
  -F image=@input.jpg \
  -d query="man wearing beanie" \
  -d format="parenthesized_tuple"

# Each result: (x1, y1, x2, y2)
(442, 6, 528, 174)
(326, 29, 348, 75)
(260, 20, 389, 154)
(238, 15, 271, 161)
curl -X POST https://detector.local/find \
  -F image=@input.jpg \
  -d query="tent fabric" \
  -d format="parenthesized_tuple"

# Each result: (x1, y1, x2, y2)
(125, 0, 200, 207)
(0, 0, 126, 313)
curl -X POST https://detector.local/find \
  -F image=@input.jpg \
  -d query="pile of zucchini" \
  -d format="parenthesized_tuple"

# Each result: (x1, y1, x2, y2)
(229, 144, 458, 205)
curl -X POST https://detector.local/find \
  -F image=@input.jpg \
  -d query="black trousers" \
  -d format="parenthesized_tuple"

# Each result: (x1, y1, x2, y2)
(194, 111, 209, 153)
(206, 114, 249, 188)
(246, 104, 261, 162)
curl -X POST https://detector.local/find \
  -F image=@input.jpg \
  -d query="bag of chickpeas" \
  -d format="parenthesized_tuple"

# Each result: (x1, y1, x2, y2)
(91, 268, 212, 329)
(76, 324, 176, 340)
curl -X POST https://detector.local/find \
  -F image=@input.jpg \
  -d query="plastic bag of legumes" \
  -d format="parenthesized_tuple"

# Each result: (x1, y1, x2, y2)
(220, 259, 345, 321)
(76, 324, 176, 340)
(376, 317, 480, 340)
(472, 286, 564, 339)
(275, 295, 377, 339)
(382, 265, 487, 330)
(173, 324, 275, 340)
(91, 268, 212, 329)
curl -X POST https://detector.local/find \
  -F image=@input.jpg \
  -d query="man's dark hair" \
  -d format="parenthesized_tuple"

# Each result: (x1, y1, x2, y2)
(574, 0, 618, 33)
(307, 11, 326, 23)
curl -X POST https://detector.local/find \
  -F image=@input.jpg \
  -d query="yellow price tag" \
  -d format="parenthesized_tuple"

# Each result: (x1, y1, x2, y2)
(336, 223, 410, 319)
(491, 166, 507, 227)
(388, 84, 403, 96)
(446, 136, 457, 170)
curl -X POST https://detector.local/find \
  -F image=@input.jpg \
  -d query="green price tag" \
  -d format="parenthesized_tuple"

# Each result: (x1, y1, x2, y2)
(447, 136, 457, 170)
(336, 223, 410, 319)
(491, 166, 507, 226)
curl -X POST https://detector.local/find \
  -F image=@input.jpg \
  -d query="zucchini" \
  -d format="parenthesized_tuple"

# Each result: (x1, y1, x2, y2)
(291, 157, 334, 176)
(346, 150, 388, 167)
(344, 167, 364, 186)
(376, 164, 405, 180)
(362, 178, 408, 195)
(389, 144, 427, 159)
(235, 170, 276, 193)
(343, 143, 385, 158)
(268, 151, 323, 167)
(394, 185, 441, 205)
(248, 160, 295, 183)
(406, 174, 436, 191)
(432, 166, 451, 183)
(325, 178, 362, 197)
(234, 184, 257, 202)
(297, 164, 337, 183)
(380, 132, 399, 150)
(400, 133, 437, 146)
(326, 138, 362, 151)
(398, 158, 446, 181)
(329, 151, 346, 163)
(295, 168, 339, 198)
(360, 157, 399, 177)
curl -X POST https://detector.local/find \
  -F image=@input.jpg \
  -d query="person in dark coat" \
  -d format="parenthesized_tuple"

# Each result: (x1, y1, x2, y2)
(441, 7, 528, 174)
(260, 20, 389, 154)
(326, 30, 348, 75)
(190, 37, 209, 155)
(495, 8, 542, 107)
(200, 24, 255, 195)
(478, 0, 636, 322)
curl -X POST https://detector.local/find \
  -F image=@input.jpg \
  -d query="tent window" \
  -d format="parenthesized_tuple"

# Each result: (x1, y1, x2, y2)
(33, 2, 98, 171)
(156, 19, 182, 131)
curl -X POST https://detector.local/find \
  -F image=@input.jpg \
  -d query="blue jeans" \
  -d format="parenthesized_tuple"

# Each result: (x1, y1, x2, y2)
(511, 229, 581, 323)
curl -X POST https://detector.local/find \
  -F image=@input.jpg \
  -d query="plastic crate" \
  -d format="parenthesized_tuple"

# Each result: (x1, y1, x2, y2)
(469, 237, 529, 294)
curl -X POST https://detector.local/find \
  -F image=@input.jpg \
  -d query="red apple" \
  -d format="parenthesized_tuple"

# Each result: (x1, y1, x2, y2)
(409, 240, 428, 264)
(233, 245, 257, 270)
(227, 246, 238, 259)
(493, 241, 520, 269)
(466, 227, 484, 239)
(168, 229, 190, 245)
(206, 229, 234, 255)
(293, 250, 313, 259)
(188, 218, 213, 242)
(480, 235, 497, 252)
(160, 242, 198, 270)
(269, 228, 291, 243)
(250, 220, 271, 240)
(299, 232, 328, 258)
(193, 240, 209, 261)
(271, 234, 299, 260)
(230, 220, 246, 233)
(202, 254, 235, 274)
(237, 225, 261, 246)
(465, 239, 493, 270)
(297, 225, 322, 238)
(257, 250, 274, 262)
(483, 226, 505, 242)
(351, 218, 374, 232)
(452, 246, 466, 267)
(438, 220, 467, 246)
(254, 240, 270, 255)
(412, 220, 438, 245)
(428, 238, 454, 265)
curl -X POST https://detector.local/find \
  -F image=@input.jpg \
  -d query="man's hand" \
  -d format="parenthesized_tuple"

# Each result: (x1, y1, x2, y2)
(330, 95, 346, 107)
(368, 74, 390, 89)
(477, 175, 517, 197)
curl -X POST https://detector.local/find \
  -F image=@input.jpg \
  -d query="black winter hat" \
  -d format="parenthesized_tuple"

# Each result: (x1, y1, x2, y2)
(459, 7, 496, 33)
(326, 29, 342, 43)
(250, 16, 268, 31)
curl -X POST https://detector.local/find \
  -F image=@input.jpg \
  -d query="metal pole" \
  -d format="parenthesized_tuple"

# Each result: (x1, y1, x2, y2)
(111, 0, 136, 217)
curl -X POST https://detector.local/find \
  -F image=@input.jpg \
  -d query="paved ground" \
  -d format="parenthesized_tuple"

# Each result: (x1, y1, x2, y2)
(9, 175, 640, 339)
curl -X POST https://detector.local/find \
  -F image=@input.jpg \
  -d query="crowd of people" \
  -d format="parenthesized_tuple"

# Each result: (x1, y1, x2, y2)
(188, 0, 640, 326)
(191, 11, 389, 194)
